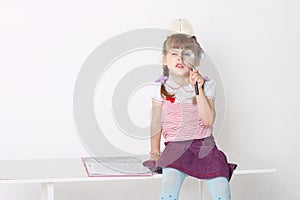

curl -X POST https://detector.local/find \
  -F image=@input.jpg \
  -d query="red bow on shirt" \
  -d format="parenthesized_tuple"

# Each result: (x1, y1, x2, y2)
(166, 97, 175, 103)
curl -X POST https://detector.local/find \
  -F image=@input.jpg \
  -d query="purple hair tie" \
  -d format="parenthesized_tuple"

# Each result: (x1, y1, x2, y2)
(203, 76, 209, 81)
(155, 76, 168, 85)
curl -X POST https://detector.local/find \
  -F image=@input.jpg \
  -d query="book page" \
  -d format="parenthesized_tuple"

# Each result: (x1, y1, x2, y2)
(82, 156, 152, 177)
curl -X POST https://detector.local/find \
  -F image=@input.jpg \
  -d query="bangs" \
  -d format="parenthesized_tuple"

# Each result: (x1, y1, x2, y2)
(164, 34, 198, 51)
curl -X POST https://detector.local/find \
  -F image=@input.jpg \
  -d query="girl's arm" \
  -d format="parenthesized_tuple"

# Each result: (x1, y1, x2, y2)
(150, 100, 162, 160)
(190, 71, 216, 126)
(195, 89, 215, 126)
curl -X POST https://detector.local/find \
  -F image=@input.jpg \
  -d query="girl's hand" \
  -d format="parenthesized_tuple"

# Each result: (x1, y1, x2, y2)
(190, 70, 205, 90)
(149, 150, 160, 161)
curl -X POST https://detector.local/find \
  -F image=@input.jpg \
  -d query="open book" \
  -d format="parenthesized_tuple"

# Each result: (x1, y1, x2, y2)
(82, 156, 153, 177)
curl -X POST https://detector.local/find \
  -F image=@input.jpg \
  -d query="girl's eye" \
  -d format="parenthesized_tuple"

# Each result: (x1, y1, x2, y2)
(168, 49, 182, 57)
(169, 50, 180, 56)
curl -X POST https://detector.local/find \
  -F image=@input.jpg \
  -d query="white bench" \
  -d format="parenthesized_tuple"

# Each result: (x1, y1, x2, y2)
(0, 152, 276, 200)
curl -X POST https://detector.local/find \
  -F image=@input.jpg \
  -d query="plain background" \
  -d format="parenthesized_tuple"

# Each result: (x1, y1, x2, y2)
(1, 0, 299, 199)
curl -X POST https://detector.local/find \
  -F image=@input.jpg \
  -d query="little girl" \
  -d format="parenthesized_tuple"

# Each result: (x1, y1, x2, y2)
(143, 26, 237, 200)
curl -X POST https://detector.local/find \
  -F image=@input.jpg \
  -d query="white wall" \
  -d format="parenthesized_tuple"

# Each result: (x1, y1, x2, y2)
(1, 0, 300, 199)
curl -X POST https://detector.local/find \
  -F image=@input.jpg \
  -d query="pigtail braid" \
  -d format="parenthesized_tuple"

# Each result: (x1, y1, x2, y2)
(160, 65, 175, 99)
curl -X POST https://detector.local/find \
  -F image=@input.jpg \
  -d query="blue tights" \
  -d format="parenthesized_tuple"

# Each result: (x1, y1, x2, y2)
(161, 168, 231, 200)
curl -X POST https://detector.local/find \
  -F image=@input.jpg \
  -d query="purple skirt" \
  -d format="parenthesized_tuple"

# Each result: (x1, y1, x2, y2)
(143, 136, 237, 181)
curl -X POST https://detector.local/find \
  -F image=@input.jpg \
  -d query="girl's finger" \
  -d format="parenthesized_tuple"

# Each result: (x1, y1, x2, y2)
(190, 71, 197, 83)
(192, 74, 202, 82)
(190, 76, 201, 85)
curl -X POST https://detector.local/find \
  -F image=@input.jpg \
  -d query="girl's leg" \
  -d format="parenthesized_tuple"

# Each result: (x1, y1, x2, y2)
(205, 177, 231, 200)
(160, 167, 187, 200)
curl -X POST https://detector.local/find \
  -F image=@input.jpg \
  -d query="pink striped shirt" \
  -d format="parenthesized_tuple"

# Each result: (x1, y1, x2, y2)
(161, 101, 212, 142)
(150, 77, 216, 142)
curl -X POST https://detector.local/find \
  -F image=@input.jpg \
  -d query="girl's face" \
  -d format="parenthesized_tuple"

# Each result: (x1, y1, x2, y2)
(164, 48, 191, 78)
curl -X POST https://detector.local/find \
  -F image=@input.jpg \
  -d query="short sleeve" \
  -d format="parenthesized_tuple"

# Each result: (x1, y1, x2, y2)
(204, 79, 216, 99)
(148, 83, 163, 103)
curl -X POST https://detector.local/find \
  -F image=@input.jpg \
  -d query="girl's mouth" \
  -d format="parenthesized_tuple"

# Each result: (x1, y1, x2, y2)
(176, 63, 185, 68)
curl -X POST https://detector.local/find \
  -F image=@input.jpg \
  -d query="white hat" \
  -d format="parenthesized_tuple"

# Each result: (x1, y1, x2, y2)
(167, 19, 195, 36)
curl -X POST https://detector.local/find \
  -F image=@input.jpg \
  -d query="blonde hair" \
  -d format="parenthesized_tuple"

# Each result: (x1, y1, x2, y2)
(160, 34, 202, 104)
